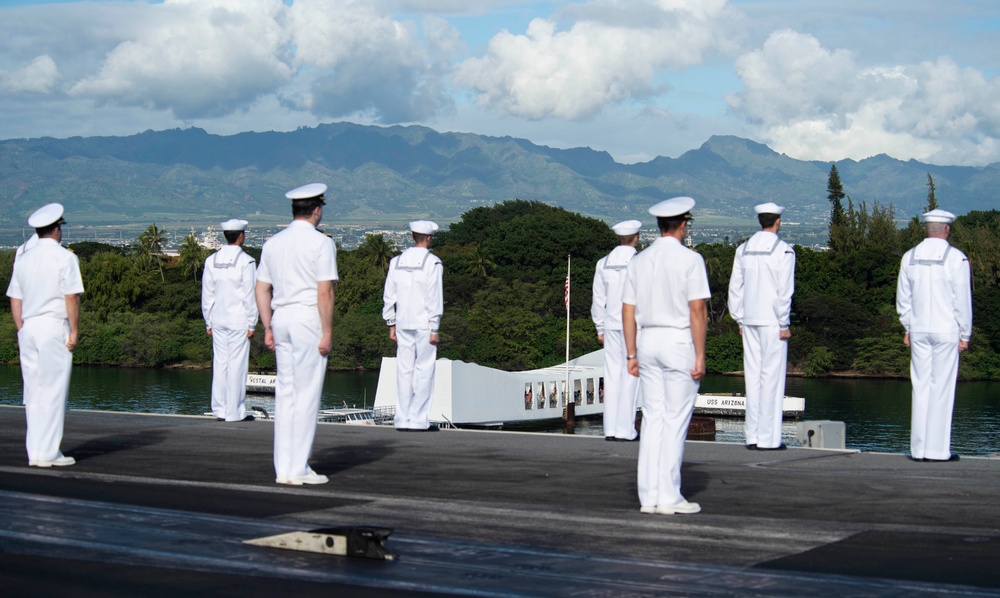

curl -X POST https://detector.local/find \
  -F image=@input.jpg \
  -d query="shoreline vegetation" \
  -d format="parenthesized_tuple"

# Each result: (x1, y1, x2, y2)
(3, 177, 999, 381)
(156, 362, 909, 381)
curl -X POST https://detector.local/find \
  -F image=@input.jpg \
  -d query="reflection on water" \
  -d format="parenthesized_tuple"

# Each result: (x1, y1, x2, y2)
(0, 366, 996, 456)
(565, 375, 1000, 457)
(0, 366, 380, 416)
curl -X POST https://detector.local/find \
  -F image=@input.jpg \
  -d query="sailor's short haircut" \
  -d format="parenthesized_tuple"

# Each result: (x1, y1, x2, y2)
(35, 221, 61, 238)
(223, 230, 243, 244)
(926, 222, 948, 235)
(657, 215, 686, 234)
(291, 197, 325, 218)
(758, 213, 780, 229)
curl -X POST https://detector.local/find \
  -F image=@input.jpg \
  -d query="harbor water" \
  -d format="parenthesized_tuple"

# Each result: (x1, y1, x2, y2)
(0, 366, 996, 456)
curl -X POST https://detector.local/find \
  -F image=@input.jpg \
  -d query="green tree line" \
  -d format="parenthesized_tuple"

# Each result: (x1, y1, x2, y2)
(1, 187, 998, 380)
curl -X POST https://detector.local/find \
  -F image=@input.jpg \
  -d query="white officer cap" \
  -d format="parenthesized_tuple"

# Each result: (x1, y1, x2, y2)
(922, 209, 956, 224)
(754, 202, 784, 215)
(648, 196, 695, 218)
(27, 203, 65, 228)
(409, 220, 439, 235)
(285, 183, 327, 201)
(221, 219, 248, 231)
(611, 220, 642, 235)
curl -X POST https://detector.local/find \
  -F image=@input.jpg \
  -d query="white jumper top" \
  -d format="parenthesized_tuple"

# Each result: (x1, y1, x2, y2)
(897, 237, 972, 341)
(727, 231, 795, 329)
(202, 245, 258, 330)
(383, 247, 443, 332)
(591, 245, 637, 334)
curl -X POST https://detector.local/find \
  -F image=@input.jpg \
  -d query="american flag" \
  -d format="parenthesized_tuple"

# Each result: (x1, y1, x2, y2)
(564, 275, 570, 312)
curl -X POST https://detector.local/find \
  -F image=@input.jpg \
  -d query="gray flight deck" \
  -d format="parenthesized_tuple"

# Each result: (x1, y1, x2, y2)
(1, 405, 998, 597)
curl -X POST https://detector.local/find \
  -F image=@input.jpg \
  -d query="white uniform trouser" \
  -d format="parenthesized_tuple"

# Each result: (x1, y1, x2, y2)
(210, 326, 250, 421)
(636, 328, 699, 508)
(395, 328, 436, 429)
(741, 325, 787, 448)
(18, 317, 73, 463)
(272, 307, 326, 479)
(909, 332, 959, 460)
(602, 329, 638, 440)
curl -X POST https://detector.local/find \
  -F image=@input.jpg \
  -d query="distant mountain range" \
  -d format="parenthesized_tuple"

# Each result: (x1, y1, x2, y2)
(1, 122, 997, 234)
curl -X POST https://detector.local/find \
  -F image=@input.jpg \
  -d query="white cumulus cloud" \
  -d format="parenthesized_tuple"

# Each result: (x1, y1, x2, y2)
(0, 55, 59, 94)
(454, 0, 736, 120)
(728, 29, 1000, 165)
(284, 0, 458, 122)
(70, 0, 293, 120)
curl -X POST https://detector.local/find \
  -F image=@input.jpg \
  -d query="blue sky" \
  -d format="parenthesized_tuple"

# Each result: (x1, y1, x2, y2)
(0, 0, 998, 166)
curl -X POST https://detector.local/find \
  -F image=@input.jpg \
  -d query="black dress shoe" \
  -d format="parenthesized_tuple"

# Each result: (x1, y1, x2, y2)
(240, 414, 256, 422)
(756, 443, 787, 451)
(926, 454, 960, 462)
(907, 455, 927, 462)
(605, 436, 616, 442)
(746, 444, 757, 450)
(409, 424, 440, 432)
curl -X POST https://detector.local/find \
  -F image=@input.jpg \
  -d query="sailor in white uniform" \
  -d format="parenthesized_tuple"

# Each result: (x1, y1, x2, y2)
(622, 197, 710, 515)
(383, 221, 444, 431)
(255, 183, 339, 485)
(727, 202, 795, 450)
(202, 219, 258, 422)
(592, 220, 642, 441)
(896, 208, 972, 462)
(6, 204, 84, 467)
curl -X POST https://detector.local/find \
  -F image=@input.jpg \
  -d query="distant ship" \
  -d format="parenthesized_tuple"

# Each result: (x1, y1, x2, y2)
(197, 227, 221, 250)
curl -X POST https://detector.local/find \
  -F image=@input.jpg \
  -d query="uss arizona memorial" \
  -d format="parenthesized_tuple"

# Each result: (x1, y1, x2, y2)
(372, 350, 804, 427)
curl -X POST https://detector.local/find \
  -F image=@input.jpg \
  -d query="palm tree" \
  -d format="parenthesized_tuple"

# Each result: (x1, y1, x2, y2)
(465, 244, 496, 277)
(361, 234, 396, 272)
(179, 233, 206, 283)
(136, 223, 168, 281)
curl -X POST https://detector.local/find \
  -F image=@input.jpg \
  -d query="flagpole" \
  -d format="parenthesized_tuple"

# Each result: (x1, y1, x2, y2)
(564, 254, 572, 429)
(565, 254, 571, 366)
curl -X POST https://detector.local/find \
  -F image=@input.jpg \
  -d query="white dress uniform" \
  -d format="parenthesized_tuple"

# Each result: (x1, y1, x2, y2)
(592, 220, 641, 441)
(257, 194, 339, 481)
(896, 209, 972, 461)
(383, 221, 444, 430)
(623, 198, 710, 512)
(14, 234, 38, 262)
(6, 205, 84, 466)
(202, 222, 258, 422)
(727, 204, 795, 449)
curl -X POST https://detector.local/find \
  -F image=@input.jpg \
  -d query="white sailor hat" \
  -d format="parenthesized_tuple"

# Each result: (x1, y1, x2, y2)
(611, 220, 642, 235)
(27, 203, 65, 228)
(221, 219, 248, 231)
(409, 220, 439, 235)
(922, 209, 955, 224)
(648, 196, 695, 218)
(285, 183, 327, 201)
(754, 202, 784, 215)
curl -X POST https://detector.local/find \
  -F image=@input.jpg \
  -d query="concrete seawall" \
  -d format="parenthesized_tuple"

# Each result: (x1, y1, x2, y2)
(1, 406, 998, 597)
